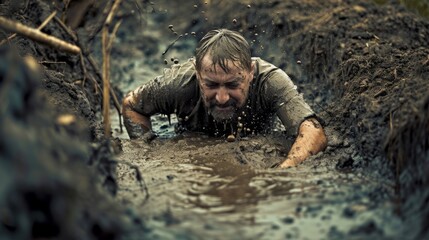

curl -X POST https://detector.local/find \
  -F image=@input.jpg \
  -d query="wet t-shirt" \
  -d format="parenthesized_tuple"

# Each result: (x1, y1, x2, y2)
(127, 57, 315, 137)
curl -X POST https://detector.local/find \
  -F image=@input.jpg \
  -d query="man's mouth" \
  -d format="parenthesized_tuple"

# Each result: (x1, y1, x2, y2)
(215, 105, 234, 111)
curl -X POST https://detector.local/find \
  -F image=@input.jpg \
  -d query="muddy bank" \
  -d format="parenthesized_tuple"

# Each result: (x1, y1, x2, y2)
(0, 1, 144, 238)
(0, 48, 139, 239)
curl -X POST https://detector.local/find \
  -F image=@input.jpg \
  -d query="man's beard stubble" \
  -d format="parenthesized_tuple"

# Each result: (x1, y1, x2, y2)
(207, 99, 239, 122)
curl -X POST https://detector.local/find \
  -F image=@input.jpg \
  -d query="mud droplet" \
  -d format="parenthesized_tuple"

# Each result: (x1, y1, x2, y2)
(227, 135, 236, 142)
(191, 32, 196, 35)
(193, 4, 197, 8)
(164, 59, 168, 65)
(232, 19, 237, 24)
(168, 24, 173, 29)
(174, 59, 179, 64)
(297, 60, 302, 64)
(282, 217, 294, 224)
(247, 4, 251, 8)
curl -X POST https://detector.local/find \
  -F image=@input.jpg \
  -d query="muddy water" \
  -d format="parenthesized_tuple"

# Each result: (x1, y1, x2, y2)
(115, 130, 401, 239)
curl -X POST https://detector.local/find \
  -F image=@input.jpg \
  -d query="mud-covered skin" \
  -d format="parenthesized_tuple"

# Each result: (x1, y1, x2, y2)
(123, 116, 145, 139)
(278, 117, 327, 168)
(123, 114, 158, 142)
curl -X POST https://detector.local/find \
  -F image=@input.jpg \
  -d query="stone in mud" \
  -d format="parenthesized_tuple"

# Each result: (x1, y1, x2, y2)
(282, 216, 295, 224)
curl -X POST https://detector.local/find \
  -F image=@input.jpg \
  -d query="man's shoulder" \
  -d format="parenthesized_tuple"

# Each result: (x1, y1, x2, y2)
(163, 58, 196, 84)
(252, 57, 278, 69)
(252, 58, 291, 86)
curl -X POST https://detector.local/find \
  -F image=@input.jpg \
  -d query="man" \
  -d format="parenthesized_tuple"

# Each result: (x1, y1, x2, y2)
(122, 29, 327, 168)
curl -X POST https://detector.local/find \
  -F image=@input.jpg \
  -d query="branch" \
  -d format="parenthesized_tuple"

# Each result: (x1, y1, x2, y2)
(0, 11, 58, 46)
(0, 16, 80, 54)
(102, 0, 123, 137)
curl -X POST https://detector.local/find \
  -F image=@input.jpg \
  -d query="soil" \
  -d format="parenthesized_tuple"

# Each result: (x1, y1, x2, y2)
(0, 0, 428, 239)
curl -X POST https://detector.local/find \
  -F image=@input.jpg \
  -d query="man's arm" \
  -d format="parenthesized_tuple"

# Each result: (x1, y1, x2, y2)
(122, 93, 153, 139)
(278, 118, 327, 168)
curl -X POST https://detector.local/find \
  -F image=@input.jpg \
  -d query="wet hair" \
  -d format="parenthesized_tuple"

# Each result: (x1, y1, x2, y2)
(195, 29, 252, 73)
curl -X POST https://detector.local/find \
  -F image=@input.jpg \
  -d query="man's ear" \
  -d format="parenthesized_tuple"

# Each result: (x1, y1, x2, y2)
(195, 71, 202, 82)
(249, 61, 256, 82)
(192, 59, 201, 82)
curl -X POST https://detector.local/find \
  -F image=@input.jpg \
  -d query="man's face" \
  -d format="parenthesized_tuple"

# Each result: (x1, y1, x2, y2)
(196, 55, 255, 121)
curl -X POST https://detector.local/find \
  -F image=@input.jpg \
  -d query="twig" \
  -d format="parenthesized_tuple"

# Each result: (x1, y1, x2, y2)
(53, 16, 77, 42)
(0, 15, 80, 54)
(107, 19, 122, 50)
(162, 34, 183, 55)
(107, 160, 150, 205)
(86, 1, 113, 44)
(88, 55, 123, 132)
(102, 0, 123, 137)
(102, 26, 111, 137)
(88, 73, 101, 95)
(54, 16, 95, 94)
(0, 10, 57, 46)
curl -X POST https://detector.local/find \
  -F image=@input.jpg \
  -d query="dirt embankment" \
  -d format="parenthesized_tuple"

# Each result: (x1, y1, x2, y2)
(0, 1, 146, 239)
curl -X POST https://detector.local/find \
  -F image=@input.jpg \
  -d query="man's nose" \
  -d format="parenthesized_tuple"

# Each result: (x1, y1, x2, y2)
(215, 87, 230, 105)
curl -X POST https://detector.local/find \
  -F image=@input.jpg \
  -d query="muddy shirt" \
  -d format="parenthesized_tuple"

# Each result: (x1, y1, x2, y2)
(128, 57, 315, 137)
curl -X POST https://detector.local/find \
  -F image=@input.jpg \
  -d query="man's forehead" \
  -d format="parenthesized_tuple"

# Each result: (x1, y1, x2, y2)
(200, 55, 244, 74)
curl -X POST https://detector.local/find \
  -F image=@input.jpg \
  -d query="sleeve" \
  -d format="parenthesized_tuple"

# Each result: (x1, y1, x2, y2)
(126, 61, 196, 116)
(263, 69, 316, 136)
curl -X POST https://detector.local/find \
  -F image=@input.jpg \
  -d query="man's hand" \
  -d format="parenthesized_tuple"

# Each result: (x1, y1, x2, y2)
(122, 93, 153, 140)
(278, 118, 327, 169)
(278, 157, 298, 169)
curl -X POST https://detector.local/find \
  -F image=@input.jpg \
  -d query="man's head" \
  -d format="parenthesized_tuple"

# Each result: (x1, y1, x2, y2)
(195, 29, 255, 122)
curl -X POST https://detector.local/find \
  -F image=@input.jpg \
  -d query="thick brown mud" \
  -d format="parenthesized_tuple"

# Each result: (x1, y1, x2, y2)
(0, 0, 428, 239)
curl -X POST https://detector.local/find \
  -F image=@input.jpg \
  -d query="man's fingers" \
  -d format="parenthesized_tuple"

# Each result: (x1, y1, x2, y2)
(143, 130, 157, 143)
(278, 161, 296, 169)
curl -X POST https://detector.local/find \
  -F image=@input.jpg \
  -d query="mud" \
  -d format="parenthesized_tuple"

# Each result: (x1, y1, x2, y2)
(116, 133, 400, 239)
(0, 0, 428, 239)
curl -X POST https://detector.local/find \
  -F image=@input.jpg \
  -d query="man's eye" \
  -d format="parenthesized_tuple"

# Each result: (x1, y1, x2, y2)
(205, 83, 218, 89)
(226, 82, 240, 89)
